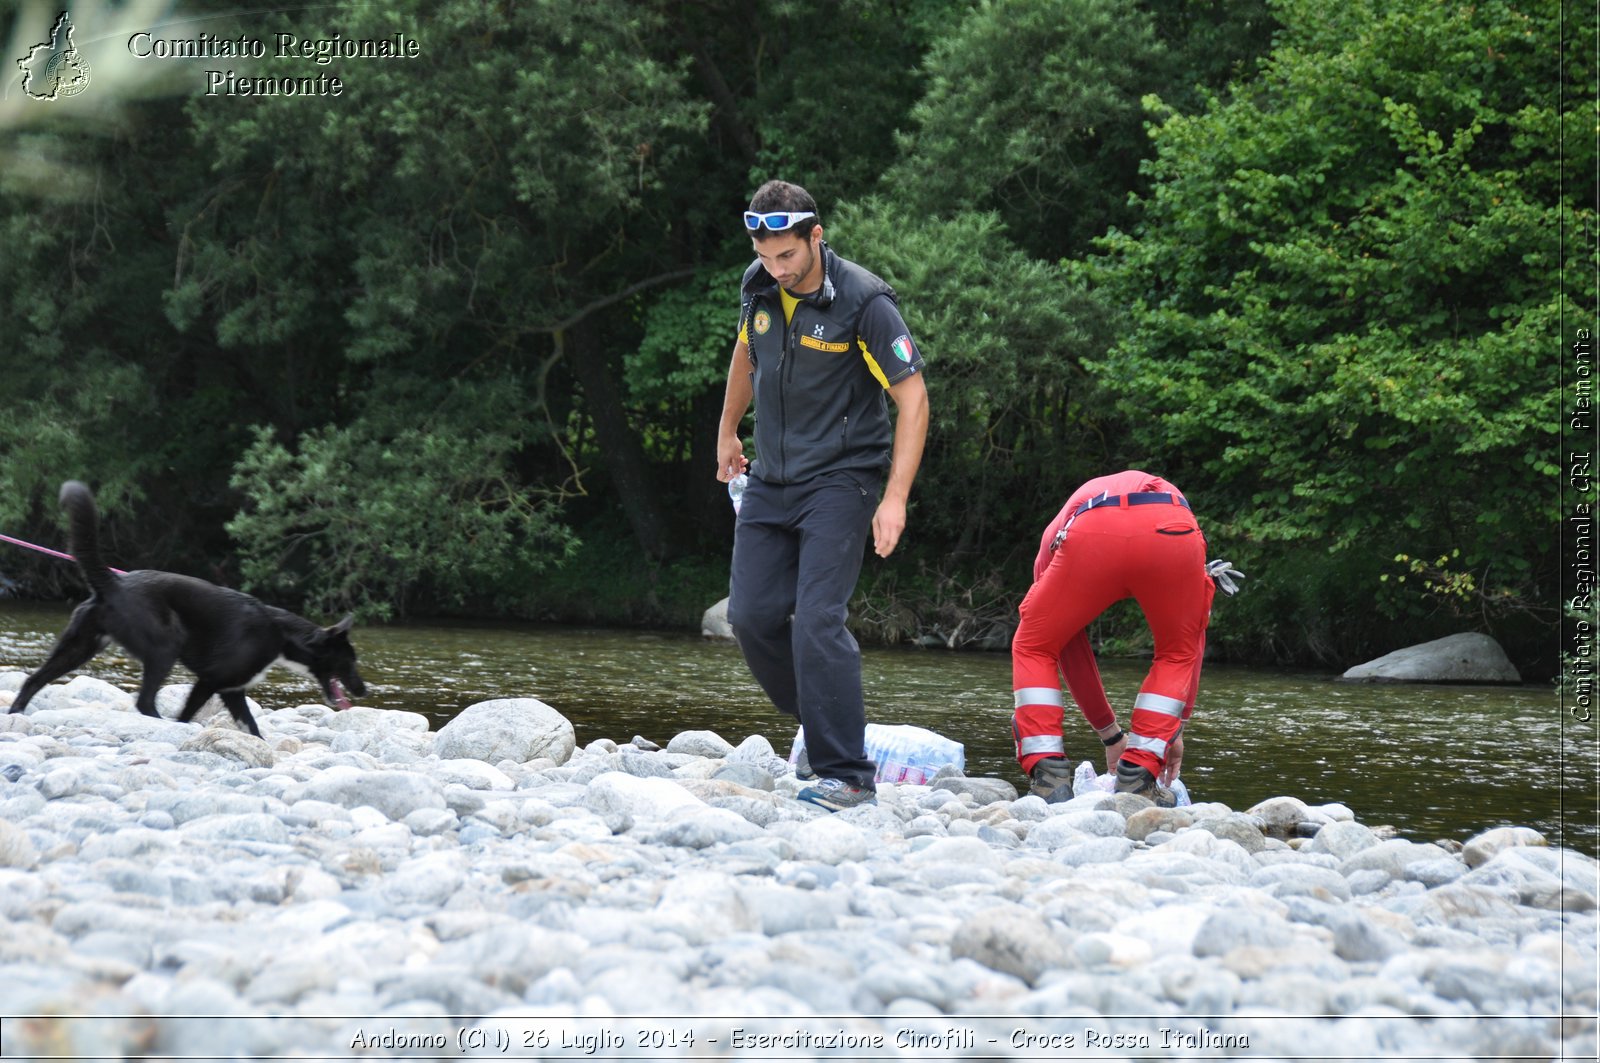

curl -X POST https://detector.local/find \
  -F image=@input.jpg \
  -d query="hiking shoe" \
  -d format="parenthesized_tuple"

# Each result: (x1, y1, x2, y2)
(1028, 756, 1074, 802)
(793, 746, 817, 781)
(797, 778, 877, 812)
(1114, 761, 1176, 808)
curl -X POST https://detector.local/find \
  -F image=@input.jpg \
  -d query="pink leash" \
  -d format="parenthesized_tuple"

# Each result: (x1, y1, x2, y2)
(0, 533, 128, 575)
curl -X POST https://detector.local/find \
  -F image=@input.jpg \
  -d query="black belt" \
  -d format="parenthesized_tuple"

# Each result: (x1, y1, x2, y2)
(1052, 492, 1192, 551)
(1070, 491, 1191, 519)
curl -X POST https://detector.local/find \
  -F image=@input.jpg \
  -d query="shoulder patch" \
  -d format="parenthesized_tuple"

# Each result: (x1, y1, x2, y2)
(891, 335, 916, 363)
(753, 309, 772, 336)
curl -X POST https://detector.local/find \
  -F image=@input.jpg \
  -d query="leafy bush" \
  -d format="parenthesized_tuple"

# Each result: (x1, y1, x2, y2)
(227, 377, 575, 619)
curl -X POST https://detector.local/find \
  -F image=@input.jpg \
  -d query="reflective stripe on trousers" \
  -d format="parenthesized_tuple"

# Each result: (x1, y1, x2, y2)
(1124, 691, 1188, 769)
(1012, 686, 1067, 769)
(1011, 501, 1213, 778)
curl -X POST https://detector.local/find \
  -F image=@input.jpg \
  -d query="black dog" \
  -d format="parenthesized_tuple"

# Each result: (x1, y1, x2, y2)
(8, 481, 367, 737)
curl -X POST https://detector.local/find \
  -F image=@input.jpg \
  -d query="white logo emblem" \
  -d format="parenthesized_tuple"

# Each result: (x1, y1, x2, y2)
(812, 324, 825, 338)
(17, 11, 92, 101)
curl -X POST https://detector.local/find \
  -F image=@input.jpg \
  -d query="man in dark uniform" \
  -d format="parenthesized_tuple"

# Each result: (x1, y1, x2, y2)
(715, 180, 929, 812)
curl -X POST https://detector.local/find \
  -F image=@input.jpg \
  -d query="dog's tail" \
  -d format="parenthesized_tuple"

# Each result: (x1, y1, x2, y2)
(59, 480, 116, 594)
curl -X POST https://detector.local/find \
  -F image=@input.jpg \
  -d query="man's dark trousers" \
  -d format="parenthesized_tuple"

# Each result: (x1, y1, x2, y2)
(728, 470, 878, 789)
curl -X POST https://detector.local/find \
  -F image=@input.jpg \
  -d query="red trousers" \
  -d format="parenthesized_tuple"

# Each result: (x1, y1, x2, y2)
(1012, 497, 1213, 777)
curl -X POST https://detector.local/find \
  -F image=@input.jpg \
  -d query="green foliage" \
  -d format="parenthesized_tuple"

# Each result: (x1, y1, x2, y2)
(1079, 0, 1580, 666)
(730, 0, 958, 201)
(890, 0, 1165, 258)
(1140, 0, 1278, 114)
(226, 377, 576, 620)
(0, 187, 156, 526)
(0, 0, 1567, 681)
(517, 524, 732, 630)
(627, 266, 747, 406)
(176, 0, 710, 363)
(890, 0, 1276, 260)
(0, 81, 243, 581)
(835, 203, 1119, 559)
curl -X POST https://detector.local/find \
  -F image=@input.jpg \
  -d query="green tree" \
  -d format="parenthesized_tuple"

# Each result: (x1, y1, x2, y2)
(813, 0, 1277, 645)
(890, 0, 1275, 261)
(169, 0, 710, 595)
(226, 378, 575, 619)
(835, 205, 1113, 561)
(0, 0, 250, 585)
(1080, 0, 1585, 670)
(601, 0, 969, 550)
(0, 0, 967, 617)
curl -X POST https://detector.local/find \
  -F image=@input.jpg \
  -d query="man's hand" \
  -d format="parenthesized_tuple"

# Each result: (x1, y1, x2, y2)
(1159, 733, 1185, 786)
(1102, 730, 1127, 776)
(715, 338, 754, 483)
(716, 435, 748, 483)
(872, 496, 906, 557)
(872, 372, 927, 558)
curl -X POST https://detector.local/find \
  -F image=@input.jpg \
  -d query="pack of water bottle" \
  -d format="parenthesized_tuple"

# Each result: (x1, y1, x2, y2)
(1072, 760, 1192, 805)
(790, 722, 965, 785)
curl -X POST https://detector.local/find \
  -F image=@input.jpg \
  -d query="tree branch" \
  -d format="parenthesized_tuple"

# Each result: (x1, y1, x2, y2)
(691, 40, 761, 165)
(528, 266, 701, 335)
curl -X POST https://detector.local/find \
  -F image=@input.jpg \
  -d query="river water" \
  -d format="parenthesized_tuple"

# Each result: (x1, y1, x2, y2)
(1, 602, 1591, 856)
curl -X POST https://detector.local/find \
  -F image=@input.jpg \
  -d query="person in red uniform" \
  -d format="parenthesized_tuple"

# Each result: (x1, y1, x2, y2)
(1011, 470, 1234, 806)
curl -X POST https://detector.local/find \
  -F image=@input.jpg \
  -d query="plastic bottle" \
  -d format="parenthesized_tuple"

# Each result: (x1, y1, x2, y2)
(873, 727, 898, 783)
(885, 731, 911, 784)
(728, 473, 749, 514)
(863, 723, 964, 785)
(1170, 777, 1192, 807)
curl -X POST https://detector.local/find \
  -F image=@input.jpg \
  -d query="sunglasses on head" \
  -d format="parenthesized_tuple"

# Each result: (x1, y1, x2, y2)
(744, 210, 816, 232)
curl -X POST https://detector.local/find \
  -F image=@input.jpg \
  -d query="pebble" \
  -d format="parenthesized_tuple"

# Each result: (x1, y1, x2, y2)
(0, 670, 1594, 1059)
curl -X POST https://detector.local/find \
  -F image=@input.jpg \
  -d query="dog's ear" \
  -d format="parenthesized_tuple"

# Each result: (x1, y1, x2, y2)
(327, 614, 356, 637)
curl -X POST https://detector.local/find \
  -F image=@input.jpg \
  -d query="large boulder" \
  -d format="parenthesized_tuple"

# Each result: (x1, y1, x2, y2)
(1340, 632, 1521, 684)
(434, 697, 575, 765)
(181, 728, 276, 768)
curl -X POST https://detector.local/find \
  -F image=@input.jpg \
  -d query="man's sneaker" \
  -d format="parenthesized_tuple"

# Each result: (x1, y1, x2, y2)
(797, 778, 877, 812)
(1028, 756, 1074, 802)
(793, 746, 817, 781)
(1113, 761, 1176, 808)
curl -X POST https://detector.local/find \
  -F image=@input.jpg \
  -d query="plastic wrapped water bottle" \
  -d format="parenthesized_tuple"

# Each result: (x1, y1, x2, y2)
(803, 723, 964, 785)
(876, 730, 903, 783)
(869, 723, 963, 784)
(728, 473, 748, 514)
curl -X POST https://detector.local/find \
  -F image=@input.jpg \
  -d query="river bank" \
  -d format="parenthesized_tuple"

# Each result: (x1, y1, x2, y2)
(0, 672, 1595, 1060)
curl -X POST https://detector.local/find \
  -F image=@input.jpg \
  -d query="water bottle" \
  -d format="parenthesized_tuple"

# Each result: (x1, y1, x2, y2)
(864, 723, 964, 785)
(882, 730, 909, 784)
(873, 730, 894, 783)
(728, 472, 749, 514)
(1170, 776, 1192, 807)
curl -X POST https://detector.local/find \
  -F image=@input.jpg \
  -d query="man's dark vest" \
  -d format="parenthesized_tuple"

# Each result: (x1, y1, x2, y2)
(739, 244, 897, 484)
